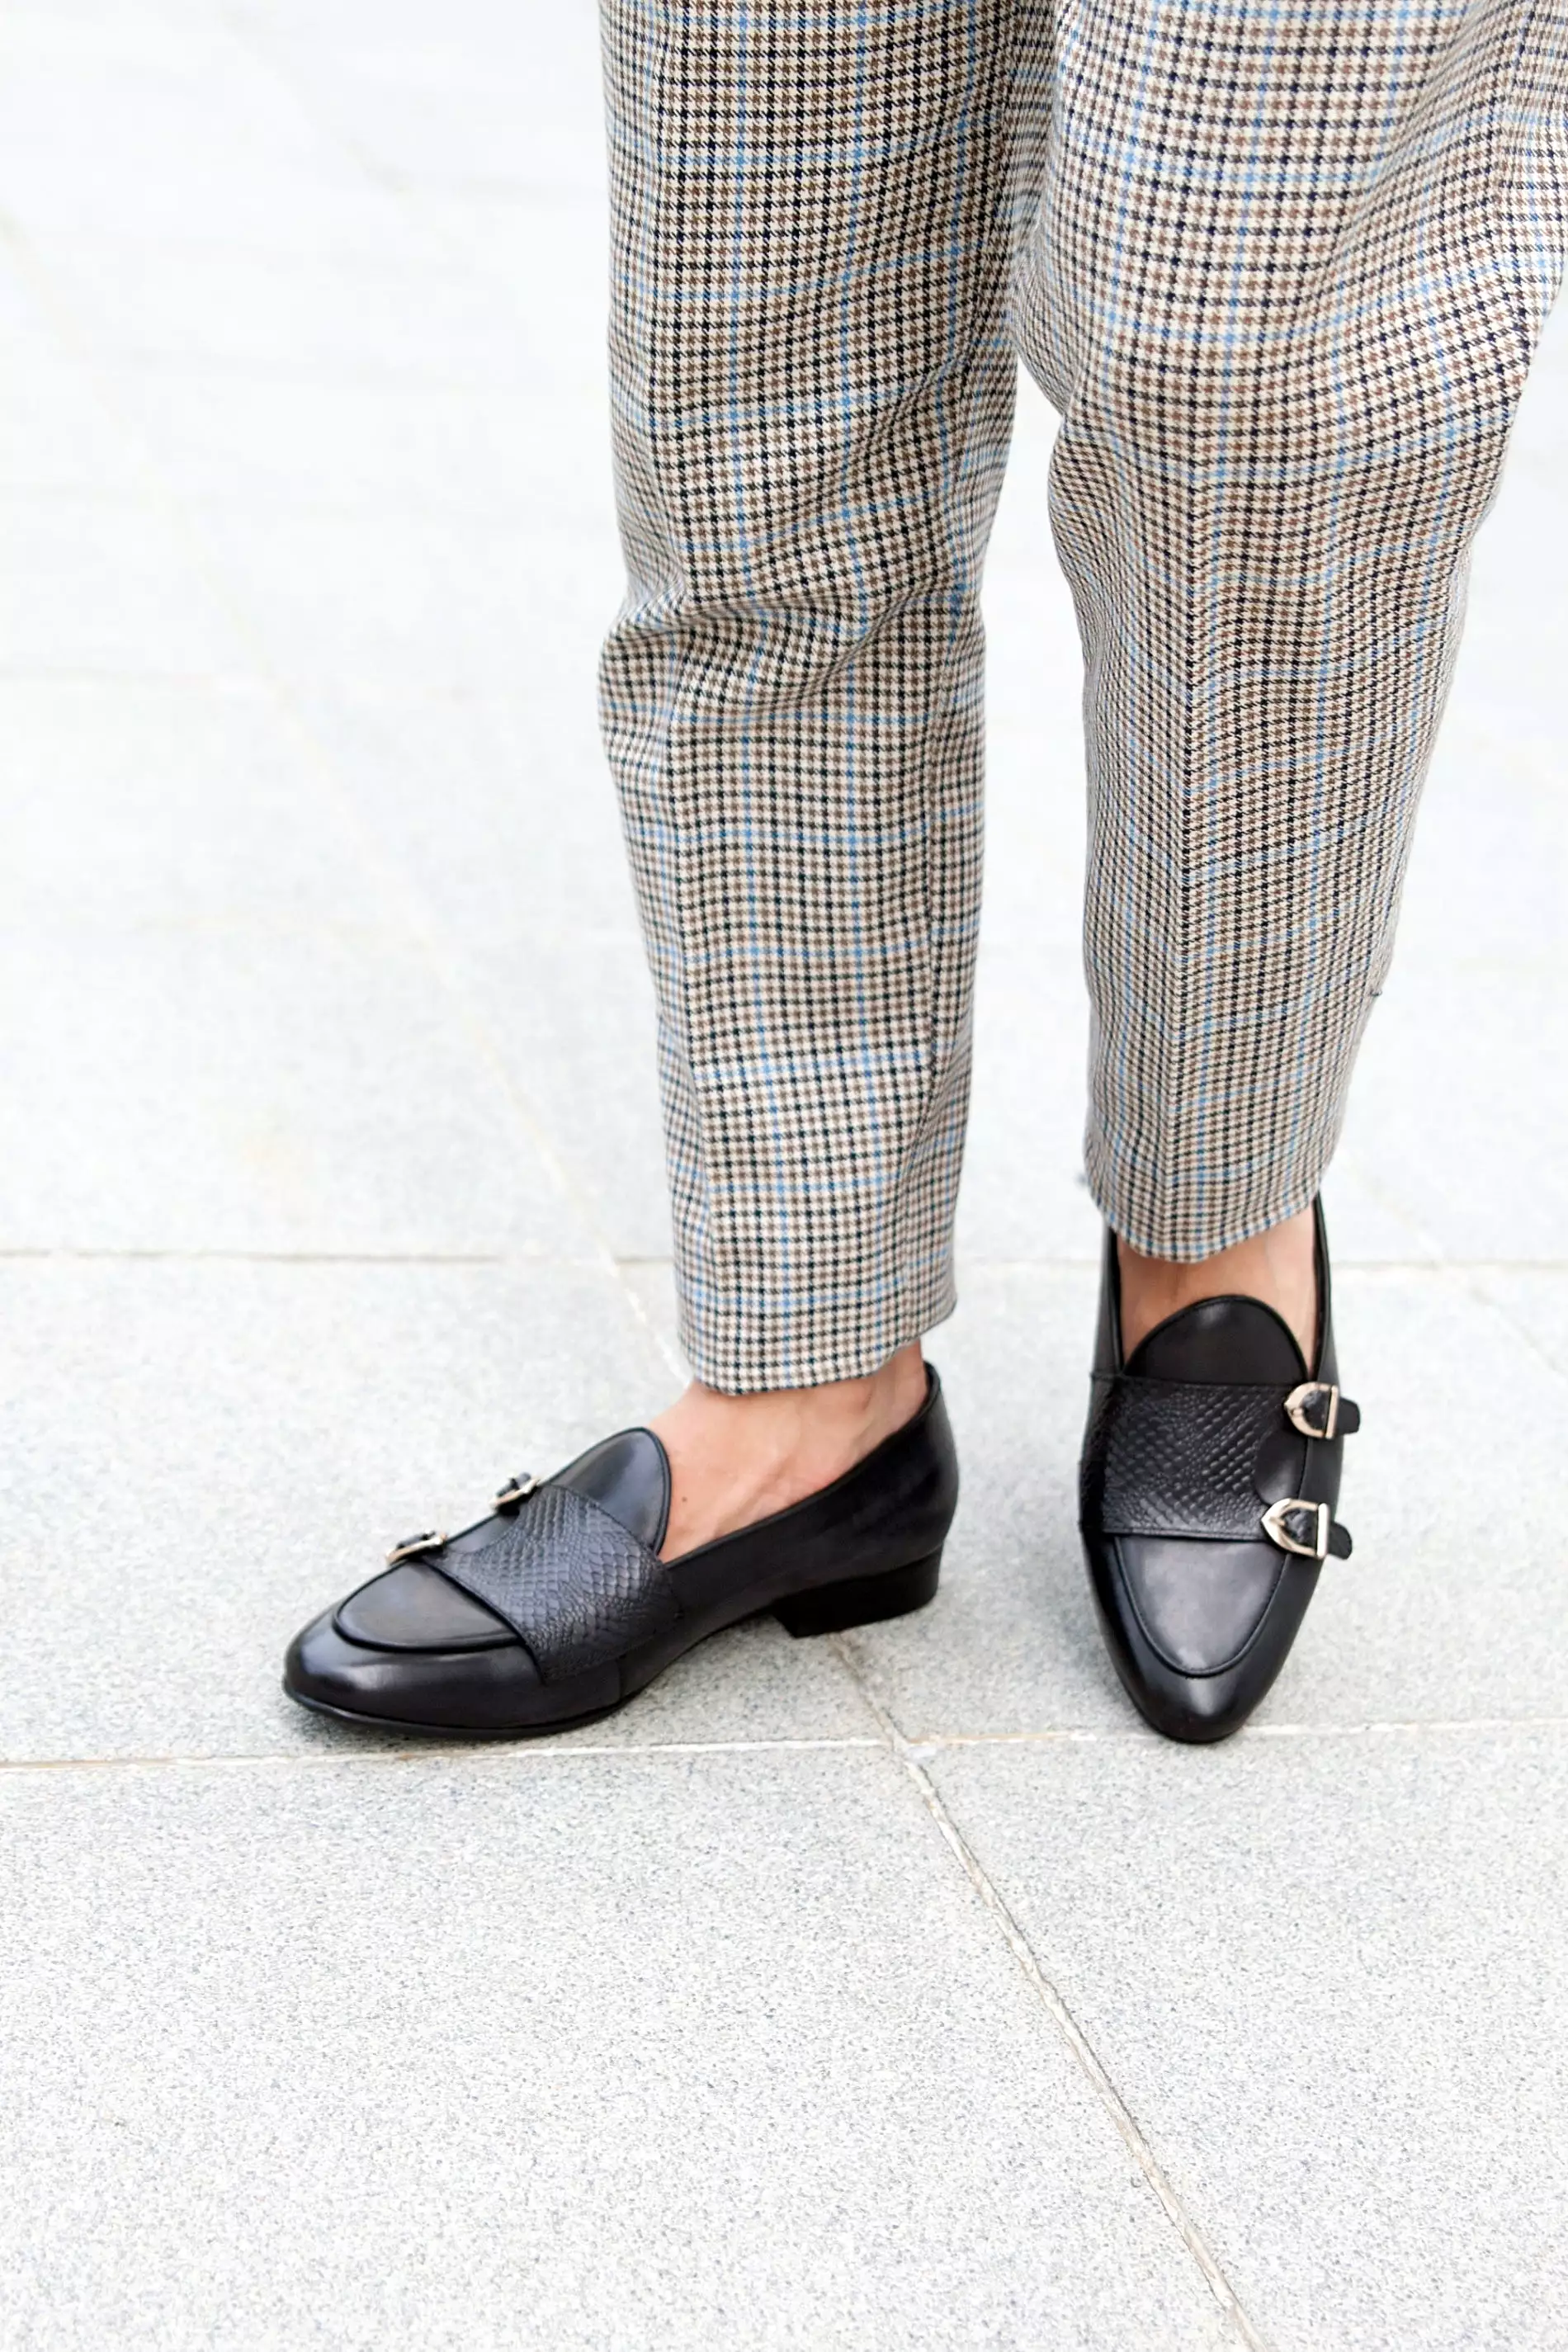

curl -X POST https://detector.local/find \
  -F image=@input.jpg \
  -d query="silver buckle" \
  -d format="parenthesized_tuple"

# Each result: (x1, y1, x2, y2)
(385, 1529, 447, 1566)
(494, 1475, 540, 1511)
(1261, 1498, 1330, 1559)
(1284, 1381, 1340, 1441)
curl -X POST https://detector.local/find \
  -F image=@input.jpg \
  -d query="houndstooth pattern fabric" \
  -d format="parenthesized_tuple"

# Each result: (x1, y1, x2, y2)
(600, 0, 1568, 1391)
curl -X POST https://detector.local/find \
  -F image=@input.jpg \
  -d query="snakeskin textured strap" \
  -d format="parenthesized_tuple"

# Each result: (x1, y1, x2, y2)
(433, 1484, 679, 1684)
(1081, 1377, 1313, 1544)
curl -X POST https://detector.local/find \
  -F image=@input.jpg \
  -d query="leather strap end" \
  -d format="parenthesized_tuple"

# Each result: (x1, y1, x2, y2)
(1261, 1496, 1354, 1561)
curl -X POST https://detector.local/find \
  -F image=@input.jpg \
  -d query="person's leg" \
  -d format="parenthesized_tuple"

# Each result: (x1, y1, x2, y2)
(1016, 0, 1568, 1326)
(1037, 2, 1568, 1739)
(282, 0, 1039, 1733)
(600, 0, 1029, 1549)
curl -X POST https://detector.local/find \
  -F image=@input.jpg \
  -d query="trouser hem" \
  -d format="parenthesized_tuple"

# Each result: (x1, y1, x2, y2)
(1084, 1131, 1333, 1264)
(675, 1275, 958, 1395)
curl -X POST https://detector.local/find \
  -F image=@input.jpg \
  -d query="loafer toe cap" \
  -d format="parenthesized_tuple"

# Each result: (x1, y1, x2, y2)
(1086, 1532, 1320, 1743)
(1117, 1534, 1287, 1676)
(283, 1607, 555, 1733)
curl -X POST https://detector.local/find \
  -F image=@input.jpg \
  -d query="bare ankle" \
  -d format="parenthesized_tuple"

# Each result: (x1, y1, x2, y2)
(651, 1343, 927, 1559)
(1117, 1207, 1317, 1362)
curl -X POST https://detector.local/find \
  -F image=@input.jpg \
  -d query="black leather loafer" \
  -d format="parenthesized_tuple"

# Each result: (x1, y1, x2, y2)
(285, 1367, 957, 1736)
(1079, 1202, 1359, 1743)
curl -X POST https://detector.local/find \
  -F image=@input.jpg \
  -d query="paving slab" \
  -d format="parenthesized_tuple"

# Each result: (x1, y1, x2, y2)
(956, 944, 1103, 1264)
(116, 364, 613, 530)
(982, 382, 1086, 737)
(976, 728, 1086, 952)
(0, 914, 583, 1256)
(0, 669, 593, 1255)
(1386, 706, 1566, 965)
(0, 7, 417, 257)
(0, 1259, 876, 1759)
(616, 1254, 686, 1371)
(35, 230, 582, 391)
(0, 491, 244, 678)
(455, 931, 676, 1263)
(0, 1745, 1238, 2351)
(281, 691, 675, 1266)
(926, 1726, 1568, 2352)
(0, 349, 148, 495)
(0, 674, 379, 927)
(840, 1264, 1130, 1736)
(1321, 300, 1568, 1263)
(187, 503, 614, 702)
(0, 243, 60, 356)
(1469, 1267, 1568, 1383)
(840, 1263, 1568, 1736)
(1337, 956, 1568, 1263)
(1290, 1157, 1443, 1266)
(297, 686, 641, 938)
(409, 189, 616, 369)
(1448, 296, 1568, 741)
(229, 0, 610, 201)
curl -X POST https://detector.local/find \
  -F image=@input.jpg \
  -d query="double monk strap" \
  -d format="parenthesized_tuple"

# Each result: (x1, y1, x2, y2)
(1080, 1370, 1360, 1560)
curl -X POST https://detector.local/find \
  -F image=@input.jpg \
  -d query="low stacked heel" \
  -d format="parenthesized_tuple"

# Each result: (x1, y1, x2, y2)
(773, 1548, 942, 1637)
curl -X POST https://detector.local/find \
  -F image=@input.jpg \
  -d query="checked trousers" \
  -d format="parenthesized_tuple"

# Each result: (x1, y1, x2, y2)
(599, 0, 1568, 1393)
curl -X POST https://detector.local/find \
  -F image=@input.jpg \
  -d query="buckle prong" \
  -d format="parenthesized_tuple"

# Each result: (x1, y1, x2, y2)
(1261, 1497, 1331, 1559)
(1284, 1381, 1339, 1441)
(385, 1529, 447, 1566)
(494, 1475, 540, 1513)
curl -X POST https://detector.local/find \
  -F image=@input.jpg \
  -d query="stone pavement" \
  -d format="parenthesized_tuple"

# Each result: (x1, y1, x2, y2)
(2, 3, 1566, 2345)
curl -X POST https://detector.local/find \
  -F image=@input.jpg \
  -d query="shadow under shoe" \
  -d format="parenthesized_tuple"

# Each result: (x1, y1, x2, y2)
(1079, 1202, 1359, 1744)
(285, 1367, 958, 1737)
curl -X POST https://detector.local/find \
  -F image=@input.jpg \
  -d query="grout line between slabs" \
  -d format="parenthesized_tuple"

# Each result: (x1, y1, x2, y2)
(0, 1249, 631, 1271)
(908, 1714, 1568, 1747)
(2, 1713, 1557, 1778)
(1, 1248, 1566, 1276)
(947, 1256, 1568, 1273)
(0, 1254, 1565, 1293)
(5, 1248, 1560, 1285)
(0, 1737, 886, 1776)
(833, 1641, 1273, 2352)
(576, 1253, 1566, 1278)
